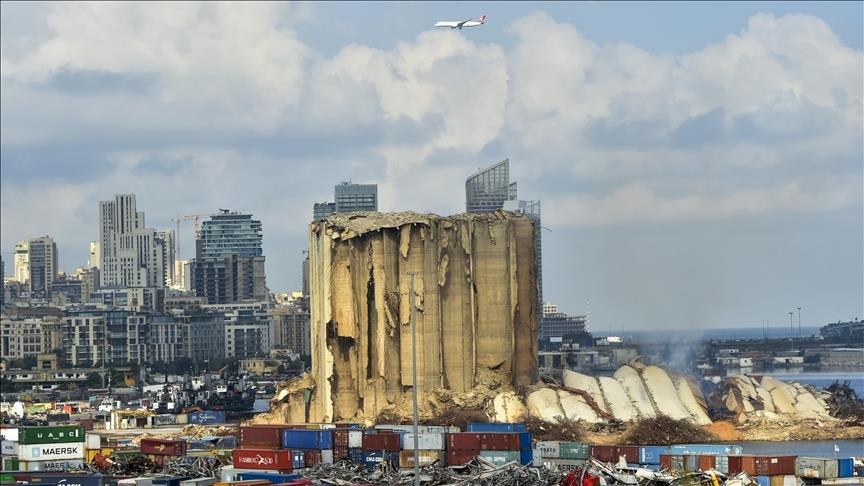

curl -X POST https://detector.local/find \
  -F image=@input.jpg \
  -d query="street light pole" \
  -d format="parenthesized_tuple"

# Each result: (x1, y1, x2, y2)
(409, 271, 419, 486)
(789, 311, 794, 349)
(797, 307, 802, 338)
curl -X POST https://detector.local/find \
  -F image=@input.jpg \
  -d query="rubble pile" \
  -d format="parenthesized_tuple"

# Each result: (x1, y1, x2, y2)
(131, 424, 236, 443)
(301, 458, 566, 485)
(619, 416, 718, 445)
(825, 380, 864, 424)
(721, 375, 832, 423)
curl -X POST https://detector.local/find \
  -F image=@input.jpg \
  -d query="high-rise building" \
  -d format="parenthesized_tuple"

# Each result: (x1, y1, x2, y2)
(155, 230, 176, 287)
(465, 159, 517, 213)
(28, 236, 58, 294)
(88, 241, 101, 269)
(98, 194, 165, 288)
(312, 182, 378, 220)
(192, 211, 267, 304)
(13, 240, 30, 284)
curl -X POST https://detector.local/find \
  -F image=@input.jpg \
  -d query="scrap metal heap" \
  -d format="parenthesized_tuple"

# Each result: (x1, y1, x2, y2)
(267, 211, 539, 423)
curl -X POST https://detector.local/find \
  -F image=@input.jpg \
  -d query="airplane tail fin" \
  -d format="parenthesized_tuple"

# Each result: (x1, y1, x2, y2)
(479, 15, 486, 23)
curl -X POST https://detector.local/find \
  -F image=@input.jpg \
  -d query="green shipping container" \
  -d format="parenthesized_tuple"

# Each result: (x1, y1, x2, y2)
(2, 457, 20, 471)
(559, 442, 590, 460)
(478, 450, 520, 466)
(1, 474, 16, 482)
(18, 425, 85, 445)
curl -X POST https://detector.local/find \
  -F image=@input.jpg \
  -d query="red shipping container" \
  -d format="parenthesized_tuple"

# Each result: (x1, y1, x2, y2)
(140, 438, 187, 456)
(616, 446, 639, 463)
(479, 433, 520, 451)
(240, 426, 285, 448)
(333, 429, 350, 448)
(362, 432, 400, 451)
(446, 449, 479, 466)
(755, 456, 796, 476)
(698, 455, 717, 471)
(728, 455, 757, 475)
(590, 445, 618, 463)
(232, 449, 294, 471)
(333, 446, 349, 461)
(304, 449, 323, 467)
(448, 433, 482, 451)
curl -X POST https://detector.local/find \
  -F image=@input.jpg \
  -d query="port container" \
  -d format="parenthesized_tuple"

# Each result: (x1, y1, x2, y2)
(0, 428, 19, 441)
(348, 430, 363, 448)
(478, 450, 520, 466)
(289, 450, 305, 469)
(240, 426, 285, 448)
(838, 458, 854, 478)
(303, 449, 322, 468)
(796, 457, 839, 479)
(18, 460, 85, 471)
(480, 433, 521, 451)
(175, 414, 189, 425)
(670, 444, 744, 456)
(639, 446, 668, 465)
(466, 422, 527, 433)
(118, 479, 154, 486)
(560, 442, 591, 460)
(520, 449, 532, 465)
(1, 457, 19, 471)
(153, 414, 176, 426)
(399, 450, 444, 468)
(728, 455, 757, 475)
(758, 456, 796, 476)
(281, 429, 333, 450)
(698, 455, 716, 471)
(591, 445, 638, 463)
(333, 446, 349, 461)
(445, 450, 479, 466)
(179, 478, 218, 486)
(235, 472, 301, 483)
(542, 458, 587, 473)
(18, 426, 85, 445)
(401, 432, 444, 450)
(769, 475, 798, 486)
(361, 432, 400, 451)
(321, 449, 333, 465)
(140, 439, 186, 457)
(151, 476, 189, 486)
(424, 426, 460, 434)
(374, 424, 426, 434)
(189, 411, 227, 425)
(754, 477, 770, 486)
(536, 441, 560, 458)
(1, 440, 17, 455)
(447, 433, 482, 451)
(715, 455, 729, 474)
(213, 481, 270, 486)
(13, 473, 104, 486)
(660, 454, 684, 472)
(360, 451, 399, 469)
(332, 429, 349, 448)
(85, 434, 101, 450)
(232, 449, 293, 471)
(19, 442, 85, 461)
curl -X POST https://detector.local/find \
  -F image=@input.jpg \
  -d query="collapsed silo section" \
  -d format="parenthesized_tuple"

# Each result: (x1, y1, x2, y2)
(306, 211, 538, 422)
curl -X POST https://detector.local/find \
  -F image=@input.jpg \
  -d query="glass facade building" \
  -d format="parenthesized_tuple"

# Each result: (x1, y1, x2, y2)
(193, 212, 267, 304)
(465, 159, 517, 213)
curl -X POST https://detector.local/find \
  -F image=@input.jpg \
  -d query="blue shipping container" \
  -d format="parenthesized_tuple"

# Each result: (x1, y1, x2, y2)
(466, 422, 527, 433)
(282, 429, 334, 449)
(291, 450, 306, 469)
(670, 444, 743, 456)
(361, 451, 399, 470)
(754, 477, 770, 486)
(838, 458, 854, 478)
(518, 432, 533, 450)
(188, 411, 227, 424)
(520, 449, 532, 465)
(28, 476, 104, 486)
(237, 472, 302, 482)
(639, 446, 670, 465)
(150, 477, 189, 486)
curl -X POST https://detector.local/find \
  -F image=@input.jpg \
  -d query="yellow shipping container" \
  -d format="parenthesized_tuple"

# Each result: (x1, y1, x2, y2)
(86, 449, 100, 463)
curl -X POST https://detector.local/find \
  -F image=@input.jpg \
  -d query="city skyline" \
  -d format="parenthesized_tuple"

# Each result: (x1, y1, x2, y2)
(1, 2, 861, 330)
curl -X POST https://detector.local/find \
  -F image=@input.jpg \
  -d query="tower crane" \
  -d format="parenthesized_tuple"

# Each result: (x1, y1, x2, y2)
(170, 213, 210, 259)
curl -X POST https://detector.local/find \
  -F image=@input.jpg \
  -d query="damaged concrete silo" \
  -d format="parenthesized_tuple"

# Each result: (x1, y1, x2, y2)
(305, 210, 538, 422)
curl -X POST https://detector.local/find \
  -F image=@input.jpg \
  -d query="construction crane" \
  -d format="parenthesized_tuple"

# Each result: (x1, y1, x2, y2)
(169, 214, 210, 260)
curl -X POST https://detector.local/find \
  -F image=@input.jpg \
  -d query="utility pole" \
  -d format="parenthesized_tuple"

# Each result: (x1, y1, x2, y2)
(408, 271, 419, 486)
(797, 306, 802, 338)
(789, 311, 794, 349)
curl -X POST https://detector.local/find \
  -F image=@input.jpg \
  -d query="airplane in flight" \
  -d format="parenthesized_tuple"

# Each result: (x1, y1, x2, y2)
(434, 15, 486, 30)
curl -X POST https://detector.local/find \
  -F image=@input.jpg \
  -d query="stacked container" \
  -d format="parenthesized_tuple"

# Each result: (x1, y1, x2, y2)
(399, 432, 445, 468)
(360, 430, 400, 469)
(281, 428, 334, 468)
(16, 425, 86, 471)
(534, 441, 590, 471)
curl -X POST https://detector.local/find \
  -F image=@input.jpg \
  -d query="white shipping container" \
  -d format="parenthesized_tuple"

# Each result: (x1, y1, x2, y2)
(117, 478, 154, 486)
(179, 478, 217, 486)
(797, 457, 839, 479)
(19, 442, 86, 461)
(322, 449, 334, 465)
(401, 433, 445, 451)
(536, 441, 561, 458)
(86, 433, 101, 450)
(543, 458, 587, 473)
(20, 459, 84, 471)
(1, 440, 17, 455)
(0, 428, 19, 442)
(532, 448, 543, 467)
(348, 430, 364, 448)
(424, 426, 460, 434)
(375, 424, 427, 434)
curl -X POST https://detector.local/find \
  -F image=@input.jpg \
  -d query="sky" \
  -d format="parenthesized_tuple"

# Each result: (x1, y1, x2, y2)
(1, 1, 861, 331)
